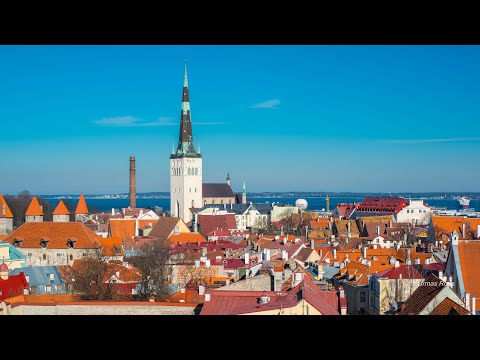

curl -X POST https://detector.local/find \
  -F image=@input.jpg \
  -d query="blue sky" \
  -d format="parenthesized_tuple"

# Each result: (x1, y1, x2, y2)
(1, 45, 480, 195)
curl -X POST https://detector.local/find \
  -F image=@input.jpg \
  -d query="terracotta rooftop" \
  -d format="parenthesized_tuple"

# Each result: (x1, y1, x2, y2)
(25, 196, 43, 216)
(98, 236, 124, 256)
(75, 193, 89, 214)
(429, 297, 470, 315)
(400, 274, 453, 315)
(457, 240, 480, 303)
(0, 194, 13, 218)
(53, 200, 70, 216)
(169, 232, 207, 246)
(432, 216, 480, 240)
(310, 218, 329, 229)
(109, 219, 136, 242)
(148, 217, 183, 241)
(4, 222, 102, 249)
(374, 264, 424, 280)
(198, 213, 236, 236)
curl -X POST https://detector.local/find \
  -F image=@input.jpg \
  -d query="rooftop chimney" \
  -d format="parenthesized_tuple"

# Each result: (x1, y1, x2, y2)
(174, 226, 179, 235)
(394, 260, 400, 268)
(111, 208, 115, 216)
(332, 248, 337, 260)
(265, 249, 271, 261)
(376, 226, 380, 235)
(477, 225, 480, 239)
(465, 292, 470, 311)
(198, 284, 205, 296)
(310, 239, 315, 250)
(362, 246, 367, 259)
(471, 296, 476, 315)
(244, 252, 249, 265)
(205, 292, 211, 301)
(462, 223, 466, 239)
(129, 156, 136, 209)
(293, 272, 304, 287)
(282, 249, 288, 260)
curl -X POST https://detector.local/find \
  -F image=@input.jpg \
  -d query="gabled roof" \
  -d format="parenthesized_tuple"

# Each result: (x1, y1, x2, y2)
(148, 217, 183, 241)
(53, 200, 70, 216)
(334, 219, 360, 233)
(429, 297, 470, 315)
(109, 219, 136, 242)
(169, 232, 207, 245)
(399, 274, 451, 315)
(0, 272, 28, 301)
(198, 213, 237, 236)
(3, 222, 102, 249)
(200, 273, 339, 315)
(374, 264, 424, 280)
(457, 240, 480, 301)
(202, 183, 235, 198)
(431, 216, 480, 240)
(357, 196, 409, 214)
(25, 196, 43, 216)
(0, 194, 13, 218)
(310, 218, 329, 229)
(294, 248, 318, 263)
(98, 237, 124, 256)
(75, 194, 89, 214)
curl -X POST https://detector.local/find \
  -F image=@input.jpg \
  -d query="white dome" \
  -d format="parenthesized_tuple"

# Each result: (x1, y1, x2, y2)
(295, 198, 308, 211)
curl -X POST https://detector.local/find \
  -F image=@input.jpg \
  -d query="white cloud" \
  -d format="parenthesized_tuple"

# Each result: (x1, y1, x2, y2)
(249, 99, 280, 109)
(380, 137, 480, 144)
(93, 116, 175, 127)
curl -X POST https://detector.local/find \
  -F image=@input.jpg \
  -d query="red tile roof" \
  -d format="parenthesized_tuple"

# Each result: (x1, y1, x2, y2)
(429, 297, 470, 315)
(374, 264, 424, 280)
(210, 258, 246, 270)
(75, 193, 89, 214)
(198, 213, 236, 236)
(25, 196, 43, 216)
(357, 196, 409, 214)
(98, 237, 124, 256)
(4, 222, 102, 249)
(200, 274, 339, 315)
(109, 219, 136, 242)
(0, 272, 28, 301)
(457, 241, 480, 301)
(53, 200, 70, 215)
(0, 194, 13, 218)
(148, 217, 184, 241)
(432, 216, 480, 240)
(399, 274, 453, 315)
(169, 233, 207, 245)
(310, 218, 330, 229)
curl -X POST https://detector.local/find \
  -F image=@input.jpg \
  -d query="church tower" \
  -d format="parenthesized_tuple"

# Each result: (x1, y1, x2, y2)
(170, 62, 202, 223)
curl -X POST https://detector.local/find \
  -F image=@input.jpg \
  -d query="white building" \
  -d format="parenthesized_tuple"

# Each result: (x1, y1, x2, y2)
(170, 63, 202, 224)
(395, 199, 431, 225)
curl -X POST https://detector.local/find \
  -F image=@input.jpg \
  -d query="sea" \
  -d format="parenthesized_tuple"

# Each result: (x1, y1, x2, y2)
(42, 196, 480, 213)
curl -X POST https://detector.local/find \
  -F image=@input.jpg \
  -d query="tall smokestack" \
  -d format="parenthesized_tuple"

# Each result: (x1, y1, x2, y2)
(129, 156, 136, 209)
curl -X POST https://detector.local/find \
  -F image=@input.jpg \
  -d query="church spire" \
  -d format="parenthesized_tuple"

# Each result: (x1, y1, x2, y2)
(172, 61, 200, 159)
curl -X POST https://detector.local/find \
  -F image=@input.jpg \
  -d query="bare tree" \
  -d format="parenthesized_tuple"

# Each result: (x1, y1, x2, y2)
(72, 250, 119, 300)
(130, 238, 173, 301)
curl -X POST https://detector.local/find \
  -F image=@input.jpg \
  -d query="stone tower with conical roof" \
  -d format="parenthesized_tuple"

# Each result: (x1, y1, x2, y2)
(0, 194, 14, 235)
(170, 62, 202, 223)
(75, 193, 89, 222)
(25, 196, 43, 223)
(53, 200, 70, 222)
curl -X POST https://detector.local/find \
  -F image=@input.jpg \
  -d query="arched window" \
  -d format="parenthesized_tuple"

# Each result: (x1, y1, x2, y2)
(195, 168, 199, 175)
(192, 200, 195, 208)
(212, 199, 215, 204)
(221, 200, 224, 204)
(229, 199, 232, 204)
(188, 168, 191, 175)
(204, 200, 207, 205)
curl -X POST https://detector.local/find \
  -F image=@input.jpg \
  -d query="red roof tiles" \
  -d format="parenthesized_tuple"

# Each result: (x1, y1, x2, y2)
(0, 194, 13, 218)
(53, 200, 70, 215)
(4, 222, 102, 249)
(0, 272, 28, 301)
(25, 196, 43, 216)
(75, 193, 89, 214)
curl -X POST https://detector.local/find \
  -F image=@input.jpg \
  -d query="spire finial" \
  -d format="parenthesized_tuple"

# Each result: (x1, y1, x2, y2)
(242, 179, 246, 195)
(184, 60, 188, 88)
(197, 141, 200, 154)
(171, 143, 175, 155)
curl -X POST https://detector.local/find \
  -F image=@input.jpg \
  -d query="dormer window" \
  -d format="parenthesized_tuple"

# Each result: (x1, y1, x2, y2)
(40, 240, 48, 248)
(13, 238, 23, 248)
(67, 239, 76, 249)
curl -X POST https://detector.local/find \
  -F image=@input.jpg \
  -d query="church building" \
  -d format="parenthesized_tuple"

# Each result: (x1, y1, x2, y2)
(170, 63, 244, 224)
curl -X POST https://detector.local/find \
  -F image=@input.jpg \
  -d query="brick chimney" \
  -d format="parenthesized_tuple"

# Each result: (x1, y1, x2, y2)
(129, 156, 136, 209)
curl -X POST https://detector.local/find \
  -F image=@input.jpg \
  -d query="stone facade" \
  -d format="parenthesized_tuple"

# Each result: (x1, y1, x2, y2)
(53, 214, 70, 223)
(25, 215, 43, 223)
(203, 197, 235, 206)
(0, 218, 13, 235)
(3, 302, 197, 315)
(170, 157, 202, 223)
(395, 199, 431, 225)
(18, 248, 98, 267)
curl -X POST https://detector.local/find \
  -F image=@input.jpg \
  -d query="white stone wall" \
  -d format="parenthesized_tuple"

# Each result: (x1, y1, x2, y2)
(25, 215, 43, 223)
(396, 200, 431, 225)
(170, 157, 202, 223)
(53, 215, 70, 222)
(18, 248, 98, 266)
(7, 303, 197, 315)
(0, 218, 13, 235)
(271, 206, 298, 222)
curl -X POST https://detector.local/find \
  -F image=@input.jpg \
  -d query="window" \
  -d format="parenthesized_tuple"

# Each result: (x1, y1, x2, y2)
(188, 167, 191, 175)
(28, 253, 32, 257)
(70, 254, 73, 261)
(43, 254, 47, 260)
(195, 168, 198, 175)
(195, 188, 197, 192)
(67, 240, 75, 249)
(57, 253, 61, 257)
(360, 292, 366, 302)
(82, 253, 87, 257)
(40, 240, 48, 248)
(189, 188, 191, 192)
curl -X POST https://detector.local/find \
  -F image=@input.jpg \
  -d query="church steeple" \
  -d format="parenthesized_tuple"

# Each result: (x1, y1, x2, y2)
(171, 61, 201, 159)
(242, 179, 247, 204)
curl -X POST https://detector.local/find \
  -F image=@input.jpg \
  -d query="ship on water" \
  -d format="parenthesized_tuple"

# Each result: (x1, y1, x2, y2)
(458, 196, 471, 209)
